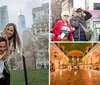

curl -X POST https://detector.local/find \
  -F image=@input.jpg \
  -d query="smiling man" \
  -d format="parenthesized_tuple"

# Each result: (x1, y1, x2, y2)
(0, 37, 9, 85)
(0, 38, 7, 55)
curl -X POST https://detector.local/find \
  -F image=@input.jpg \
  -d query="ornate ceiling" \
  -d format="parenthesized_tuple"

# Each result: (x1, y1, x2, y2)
(58, 43, 92, 52)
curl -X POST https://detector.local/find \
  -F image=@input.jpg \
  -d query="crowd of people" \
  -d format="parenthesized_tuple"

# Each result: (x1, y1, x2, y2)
(38, 63, 49, 69)
(52, 8, 92, 41)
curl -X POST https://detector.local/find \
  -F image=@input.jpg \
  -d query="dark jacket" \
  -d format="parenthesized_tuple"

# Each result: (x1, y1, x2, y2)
(70, 10, 92, 41)
(3, 61, 10, 85)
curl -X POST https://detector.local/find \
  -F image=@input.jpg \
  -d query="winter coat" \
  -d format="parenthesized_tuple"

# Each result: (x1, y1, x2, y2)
(70, 10, 92, 41)
(52, 20, 74, 41)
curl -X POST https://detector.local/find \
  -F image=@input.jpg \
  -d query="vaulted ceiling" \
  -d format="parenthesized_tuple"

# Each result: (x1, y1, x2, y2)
(58, 43, 92, 52)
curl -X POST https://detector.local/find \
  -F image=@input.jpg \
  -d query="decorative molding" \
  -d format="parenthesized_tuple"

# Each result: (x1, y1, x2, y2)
(51, 43, 69, 60)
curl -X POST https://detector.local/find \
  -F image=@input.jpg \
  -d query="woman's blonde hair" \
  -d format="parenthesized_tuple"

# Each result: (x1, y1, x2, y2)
(3, 23, 21, 54)
(61, 11, 69, 17)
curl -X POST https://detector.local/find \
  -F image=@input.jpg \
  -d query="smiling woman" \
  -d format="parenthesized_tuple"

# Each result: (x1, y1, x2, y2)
(3, 23, 21, 54)
(52, 11, 74, 41)
(6, 26, 14, 38)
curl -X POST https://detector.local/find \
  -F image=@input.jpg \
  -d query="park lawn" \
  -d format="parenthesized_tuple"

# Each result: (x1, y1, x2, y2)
(10, 69, 49, 85)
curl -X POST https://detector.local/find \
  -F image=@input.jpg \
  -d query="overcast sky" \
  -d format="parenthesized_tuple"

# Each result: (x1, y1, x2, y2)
(73, 0, 85, 9)
(0, 0, 49, 28)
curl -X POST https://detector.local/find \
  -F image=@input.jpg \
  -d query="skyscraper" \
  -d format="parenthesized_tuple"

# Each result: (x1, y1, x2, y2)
(32, 3, 49, 29)
(18, 14, 26, 30)
(0, 6, 9, 30)
(18, 13, 26, 45)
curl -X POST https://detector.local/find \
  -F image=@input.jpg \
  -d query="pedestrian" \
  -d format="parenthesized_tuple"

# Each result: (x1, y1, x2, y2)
(72, 66, 73, 69)
(42, 63, 44, 69)
(52, 11, 74, 41)
(78, 66, 80, 69)
(70, 8, 92, 41)
(46, 64, 49, 69)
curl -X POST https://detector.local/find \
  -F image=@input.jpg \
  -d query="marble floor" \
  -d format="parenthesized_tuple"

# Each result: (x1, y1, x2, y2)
(50, 69, 100, 85)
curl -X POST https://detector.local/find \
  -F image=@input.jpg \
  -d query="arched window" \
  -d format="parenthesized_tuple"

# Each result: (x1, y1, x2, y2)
(69, 56, 72, 63)
(79, 56, 83, 63)
(74, 56, 77, 63)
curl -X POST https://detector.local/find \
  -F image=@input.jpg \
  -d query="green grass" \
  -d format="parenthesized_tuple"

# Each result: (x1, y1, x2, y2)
(10, 69, 49, 85)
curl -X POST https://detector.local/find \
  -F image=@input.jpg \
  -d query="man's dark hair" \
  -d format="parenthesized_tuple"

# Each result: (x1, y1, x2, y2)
(0, 37, 7, 44)
(76, 8, 82, 13)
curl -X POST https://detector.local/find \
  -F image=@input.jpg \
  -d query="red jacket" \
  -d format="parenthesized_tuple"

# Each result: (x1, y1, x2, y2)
(53, 20, 74, 41)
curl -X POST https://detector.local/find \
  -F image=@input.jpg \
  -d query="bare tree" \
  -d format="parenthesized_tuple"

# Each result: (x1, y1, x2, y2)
(36, 35, 49, 59)
(36, 35, 48, 49)
(51, 0, 62, 28)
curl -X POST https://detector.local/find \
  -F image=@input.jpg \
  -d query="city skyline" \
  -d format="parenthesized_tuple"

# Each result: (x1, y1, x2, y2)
(0, 0, 49, 28)
(0, 6, 8, 30)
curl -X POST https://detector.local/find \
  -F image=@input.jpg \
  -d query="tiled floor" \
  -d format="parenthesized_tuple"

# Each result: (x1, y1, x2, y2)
(50, 69, 100, 85)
